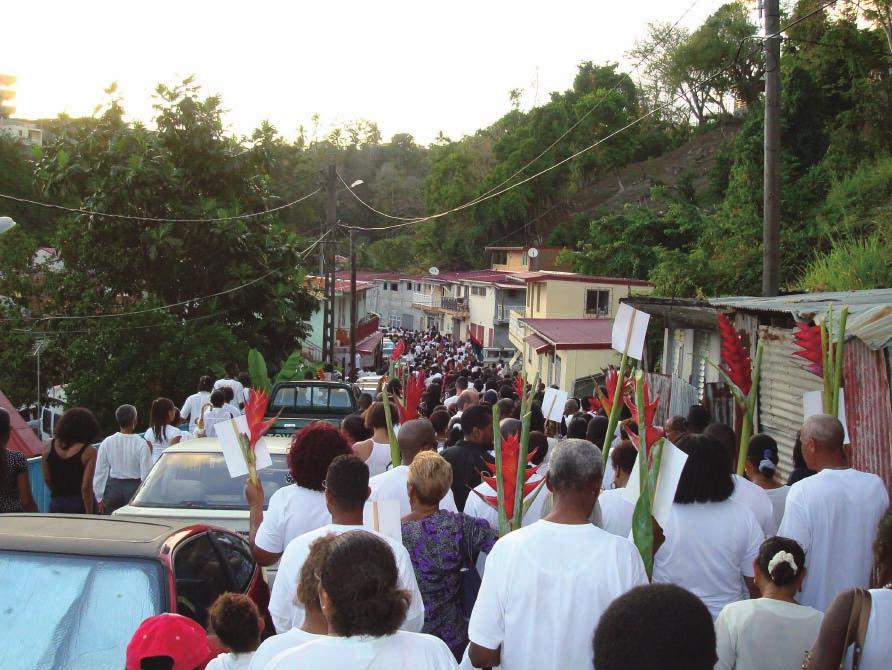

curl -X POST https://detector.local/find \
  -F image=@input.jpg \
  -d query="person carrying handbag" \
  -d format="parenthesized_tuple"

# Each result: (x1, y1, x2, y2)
(804, 508, 892, 669)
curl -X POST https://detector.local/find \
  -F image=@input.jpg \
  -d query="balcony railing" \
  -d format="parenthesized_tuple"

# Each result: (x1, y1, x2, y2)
(412, 291, 433, 306)
(440, 297, 469, 314)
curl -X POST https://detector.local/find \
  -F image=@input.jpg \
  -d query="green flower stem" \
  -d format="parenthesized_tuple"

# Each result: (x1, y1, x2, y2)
(602, 350, 629, 460)
(382, 387, 400, 468)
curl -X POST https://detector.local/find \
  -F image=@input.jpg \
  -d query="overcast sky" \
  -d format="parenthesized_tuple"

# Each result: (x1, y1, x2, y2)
(7, 0, 728, 144)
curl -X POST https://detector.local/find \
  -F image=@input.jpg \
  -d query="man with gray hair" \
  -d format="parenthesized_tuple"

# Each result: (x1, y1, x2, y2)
(468, 439, 648, 670)
(93, 404, 153, 514)
(778, 414, 888, 611)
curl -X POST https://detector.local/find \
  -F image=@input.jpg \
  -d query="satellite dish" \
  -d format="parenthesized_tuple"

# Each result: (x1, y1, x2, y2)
(428, 267, 440, 276)
(0, 217, 16, 235)
(527, 247, 539, 258)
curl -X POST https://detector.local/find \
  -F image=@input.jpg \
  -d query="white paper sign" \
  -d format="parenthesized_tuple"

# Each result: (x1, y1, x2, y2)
(622, 440, 689, 528)
(542, 387, 569, 423)
(612, 303, 651, 360)
(214, 414, 273, 479)
(803, 389, 850, 444)
(363, 499, 402, 543)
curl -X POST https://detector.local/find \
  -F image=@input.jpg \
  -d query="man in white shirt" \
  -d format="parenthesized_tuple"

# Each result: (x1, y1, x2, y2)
(93, 405, 153, 514)
(369, 418, 457, 516)
(214, 362, 246, 409)
(468, 439, 648, 670)
(443, 376, 469, 411)
(269, 454, 425, 635)
(778, 414, 889, 611)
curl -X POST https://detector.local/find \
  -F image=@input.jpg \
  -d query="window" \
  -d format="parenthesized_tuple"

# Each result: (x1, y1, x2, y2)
(522, 252, 529, 266)
(585, 289, 610, 316)
(390, 313, 402, 328)
(471, 286, 487, 297)
(210, 531, 255, 592)
(404, 281, 412, 290)
(536, 285, 541, 311)
(390, 283, 398, 291)
(174, 533, 229, 628)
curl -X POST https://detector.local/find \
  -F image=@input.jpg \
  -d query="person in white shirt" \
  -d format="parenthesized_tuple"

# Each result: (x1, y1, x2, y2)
(705, 423, 775, 536)
(143, 397, 183, 464)
(652, 433, 764, 619)
(218, 386, 242, 418)
(351, 401, 399, 477)
(249, 534, 333, 669)
(467, 438, 648, 670)
(179, 375, 214, 433)
(778, 414, 889, 612)
(743, 433, 790, 535)
(808, 508, 892, 670)
(245, 421, 352, 568)
(93, 404, 152, 514)
(265, 530, 455, 670)
(369, 418, 457, 515)
(443, 377, 468, 412)
(715, 536, 823, 670)
(215, 362, 246, 409)
(205, 593, 262, 670)
(268, 454, 425, 635)
(201, 390, 239, 439)
(597, 439, 637, 538)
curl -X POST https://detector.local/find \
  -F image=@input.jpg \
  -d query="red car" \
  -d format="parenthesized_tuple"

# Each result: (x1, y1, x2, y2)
(0, 514, 270, 670)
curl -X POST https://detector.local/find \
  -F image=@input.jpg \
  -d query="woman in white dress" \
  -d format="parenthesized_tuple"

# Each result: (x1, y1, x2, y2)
(807, 508, 892, 670)
(715, 536, 823, 670)
(351, 402, 399, 477)
(264, 530, 457, 670)
(744, 434, 790, 535)
(143, 397, 183, 463)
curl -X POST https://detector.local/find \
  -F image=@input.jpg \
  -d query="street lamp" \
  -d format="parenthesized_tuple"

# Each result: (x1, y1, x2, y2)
(0, 216, 16, 234)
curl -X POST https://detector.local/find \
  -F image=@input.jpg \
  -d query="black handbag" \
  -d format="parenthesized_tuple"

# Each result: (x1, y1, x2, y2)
(459, 519, 483, 620)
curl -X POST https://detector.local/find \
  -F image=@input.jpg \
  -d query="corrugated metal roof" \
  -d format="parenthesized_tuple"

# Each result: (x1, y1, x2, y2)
(521, 318, 613, 349)
(711, 289, 892, 350)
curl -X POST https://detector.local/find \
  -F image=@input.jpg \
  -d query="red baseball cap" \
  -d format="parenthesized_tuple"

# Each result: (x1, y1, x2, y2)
(126, 614, 217, 670)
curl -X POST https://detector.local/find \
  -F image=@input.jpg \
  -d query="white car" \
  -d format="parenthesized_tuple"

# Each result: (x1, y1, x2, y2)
(114, 437, 293, 580)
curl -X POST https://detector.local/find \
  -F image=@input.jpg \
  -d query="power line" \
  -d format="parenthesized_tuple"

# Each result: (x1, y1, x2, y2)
(0, 187, 321, 223)
(0, 228, 332, 324)
(341, 0, 842, 233)
(10, 309, 232, 336)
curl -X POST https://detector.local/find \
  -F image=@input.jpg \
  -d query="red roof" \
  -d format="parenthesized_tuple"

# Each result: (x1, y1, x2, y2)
(0, 390, 43, 457)
(515, 272, 652, 287)
(524, 333, 553, 354)
(521, 318, 613, 350)
(356, 331, 384, 355)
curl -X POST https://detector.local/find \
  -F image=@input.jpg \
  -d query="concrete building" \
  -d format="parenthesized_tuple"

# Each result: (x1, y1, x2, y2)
(0, 118, 42, 147)
(486, 246, 572, 273)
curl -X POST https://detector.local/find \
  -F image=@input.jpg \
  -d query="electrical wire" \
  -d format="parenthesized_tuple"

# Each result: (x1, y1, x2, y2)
(0, 187, 321, 223)
(0, 227, 333, 324)
(341, 0, 844, 233)
(10, 309, 232, 336)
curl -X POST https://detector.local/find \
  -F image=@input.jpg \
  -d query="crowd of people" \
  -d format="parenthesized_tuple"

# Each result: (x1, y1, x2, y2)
(2, 328, 890, 669)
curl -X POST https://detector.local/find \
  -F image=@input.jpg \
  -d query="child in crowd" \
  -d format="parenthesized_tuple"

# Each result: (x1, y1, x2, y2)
(206, 594, 264, 670)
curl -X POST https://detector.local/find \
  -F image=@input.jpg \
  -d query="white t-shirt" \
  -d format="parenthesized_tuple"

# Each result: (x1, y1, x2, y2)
(652, 499, 764, 619)
(764, 485, 790, 537)
(180, 391, 211, 430)
(143, 425, 184, 463)
(468, 519, 648, 670)
(205, 652, 253, 670)
(715, 598, 823, 670)
(268, 524, 425, 635)
(254, 484, 330, 555)
(214, 378, 246, 407)
(248, 627, 321, 670)
(203, 406, 239, 439)
(443, 395, 459, 409)
(597, 487, 635, 538)
(778, 468, 889, 612)
(463, 474, 546, 532)
(366, 441, 394, 477)
(264, 631, 456, 670)
(731, 474, 776, 536)
(368, 465, 458, 516)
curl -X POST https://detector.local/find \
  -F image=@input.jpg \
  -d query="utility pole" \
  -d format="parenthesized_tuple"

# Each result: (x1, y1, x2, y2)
(349, 228, 358, 382)
(321, 164, 337, 366)
(762, 0, 781, 297)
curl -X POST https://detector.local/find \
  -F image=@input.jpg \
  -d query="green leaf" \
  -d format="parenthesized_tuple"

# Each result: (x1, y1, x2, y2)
(247, 348, 271, 393)
(274, 350, 305, 384)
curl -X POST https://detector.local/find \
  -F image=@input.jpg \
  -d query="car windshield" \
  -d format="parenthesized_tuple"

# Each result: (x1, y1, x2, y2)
(269, 385, 353, 412)
(0, 551, 164, 670)
(131, 452, 291, 510)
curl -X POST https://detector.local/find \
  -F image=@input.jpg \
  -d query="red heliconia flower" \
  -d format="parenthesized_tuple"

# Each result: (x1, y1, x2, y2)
(514, 376, 525, 400)
(391, 339, 406, 361)
(624, 377, 665, 457)
(793, 321, 823, 377)
(244, 389, 277, 452)
(398, 371, 426, 423)
(587, 396, 602, 413)
(599, 365, 630, 415)
(474, 433, 539, 523)
(718, 314, 752, 396)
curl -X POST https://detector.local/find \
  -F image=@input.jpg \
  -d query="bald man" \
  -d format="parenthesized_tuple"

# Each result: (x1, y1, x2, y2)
(778, 414, 888, 611)
(368, 418, 457, 516)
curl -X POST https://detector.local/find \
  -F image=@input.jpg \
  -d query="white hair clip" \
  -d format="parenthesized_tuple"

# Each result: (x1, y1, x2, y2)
(767, 550, 798, 577)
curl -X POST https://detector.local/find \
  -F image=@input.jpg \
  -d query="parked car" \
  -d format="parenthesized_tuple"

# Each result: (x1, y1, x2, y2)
(382, 337, 395, 358)
(0, 514, 269, 670)
(482, 346, 517, 365)
(263, 380, 357, 436)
